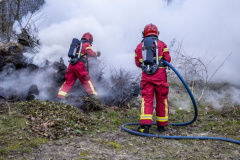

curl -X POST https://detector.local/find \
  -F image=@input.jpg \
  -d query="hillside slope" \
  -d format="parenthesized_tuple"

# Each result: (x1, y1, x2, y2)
(0, 100, 239, 160)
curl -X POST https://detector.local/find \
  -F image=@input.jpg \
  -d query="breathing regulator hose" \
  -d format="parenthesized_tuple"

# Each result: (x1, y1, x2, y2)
(121, 60, 240, 145)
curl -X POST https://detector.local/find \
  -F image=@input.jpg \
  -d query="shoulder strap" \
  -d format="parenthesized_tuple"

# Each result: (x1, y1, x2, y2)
(77, 41, 83, 59)
(155, 40, 159, 66)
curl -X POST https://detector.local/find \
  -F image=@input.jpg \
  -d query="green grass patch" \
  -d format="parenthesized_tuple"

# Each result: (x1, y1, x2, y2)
(208, 110, 221, 116)
(1, 98, 239, 159)
(97, 140, 122, 151)
(0, 113, 48, 157)
(88, 107, 140, 133)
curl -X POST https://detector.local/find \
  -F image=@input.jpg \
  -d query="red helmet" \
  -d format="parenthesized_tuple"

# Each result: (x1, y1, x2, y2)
(82, 32, 93, 44)
(143, 23, 159, 38)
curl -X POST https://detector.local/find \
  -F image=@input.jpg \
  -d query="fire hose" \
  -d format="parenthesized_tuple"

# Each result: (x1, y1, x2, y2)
(121, 60, 240, 145)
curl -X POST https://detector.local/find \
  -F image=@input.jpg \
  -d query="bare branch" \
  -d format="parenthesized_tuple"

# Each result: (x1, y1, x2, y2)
(207, 53, 231, 84)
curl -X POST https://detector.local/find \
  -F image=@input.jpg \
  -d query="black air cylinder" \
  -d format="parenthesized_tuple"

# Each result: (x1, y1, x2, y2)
(143, 37, 154, 65)
(68, 38, 80, 58)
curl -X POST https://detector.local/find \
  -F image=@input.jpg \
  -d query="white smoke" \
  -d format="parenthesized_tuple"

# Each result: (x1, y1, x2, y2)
(2, 0, 240, 105)
(205, 85, 240, 109)
(0, 64, 55, 100)
(31, 0, 240, 85)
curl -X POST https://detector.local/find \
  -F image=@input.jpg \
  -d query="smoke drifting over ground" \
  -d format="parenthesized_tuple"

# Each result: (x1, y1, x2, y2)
(1, 0, 240, 108)
(33, 0, 240, 85)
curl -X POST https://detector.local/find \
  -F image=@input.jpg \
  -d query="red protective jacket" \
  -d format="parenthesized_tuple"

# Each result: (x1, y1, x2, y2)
(135, 40, 171, 127)
(57, 42, 98, 99)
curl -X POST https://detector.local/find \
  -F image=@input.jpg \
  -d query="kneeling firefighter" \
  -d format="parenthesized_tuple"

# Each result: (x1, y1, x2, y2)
(57, 32, 101, 99)
(133, 23, 171, 133)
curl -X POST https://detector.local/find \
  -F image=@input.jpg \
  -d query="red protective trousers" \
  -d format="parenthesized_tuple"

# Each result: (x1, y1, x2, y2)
(135, 40, 171, 126)
(57, 61, 97, 98)
(140, 69, 169, 126)
(57, 42, 98, 99)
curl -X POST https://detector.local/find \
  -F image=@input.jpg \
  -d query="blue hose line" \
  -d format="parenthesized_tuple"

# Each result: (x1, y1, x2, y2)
(121, 60, 240, 145)
(121, 123, 240, 144)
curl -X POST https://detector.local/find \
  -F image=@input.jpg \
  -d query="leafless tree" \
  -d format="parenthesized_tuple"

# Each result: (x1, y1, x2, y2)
(0, 0, 45, 44)
(168, 39, 231, 101)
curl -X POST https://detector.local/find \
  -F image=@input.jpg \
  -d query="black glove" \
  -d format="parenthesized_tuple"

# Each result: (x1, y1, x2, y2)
(97, 51, 101, 57)
(161, 58, 167, 67)
(161, 61, 167, 67)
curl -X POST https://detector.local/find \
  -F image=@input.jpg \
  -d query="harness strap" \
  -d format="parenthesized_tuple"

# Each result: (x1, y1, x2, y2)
(142, 46, 154, 50)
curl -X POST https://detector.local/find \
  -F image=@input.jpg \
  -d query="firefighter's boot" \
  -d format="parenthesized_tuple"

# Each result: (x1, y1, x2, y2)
(157, 126, 166, 133)
(132, 125, 151, 134)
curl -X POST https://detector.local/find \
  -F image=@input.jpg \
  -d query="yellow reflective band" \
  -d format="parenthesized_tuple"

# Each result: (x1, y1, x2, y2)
(153, 56, 163, 60)
(140, 114, 152, 117)
(58, 82, 66, 96)
(156, 116, 168, 122)
(139, 59, 143, 63)
(88, 81, 98, 95)
(81, 53, 86, 58)
(159, 67, 165, 68)
(135, 53, 137, 57)
(165, 99, 168, 117)
(85, 46, 91, 50)
(163, 48, 169, 52)
(140, 114, 153, 120)
(58, 91, 67, 96)
(141, 98, 145, 114)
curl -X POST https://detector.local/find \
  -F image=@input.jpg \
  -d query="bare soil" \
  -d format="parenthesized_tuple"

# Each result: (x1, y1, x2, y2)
(10, 128, 240, 160)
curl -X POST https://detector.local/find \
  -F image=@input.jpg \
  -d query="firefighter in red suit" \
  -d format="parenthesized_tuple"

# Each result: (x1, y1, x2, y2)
(57, 32, 101, 99)
(133, 24, 171, 133)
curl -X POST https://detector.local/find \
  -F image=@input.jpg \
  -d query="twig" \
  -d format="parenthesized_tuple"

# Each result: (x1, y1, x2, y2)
(207, 53, 231, 83)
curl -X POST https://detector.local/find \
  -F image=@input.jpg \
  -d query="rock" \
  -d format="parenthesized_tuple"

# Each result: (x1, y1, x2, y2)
(26, 84, 39, 101)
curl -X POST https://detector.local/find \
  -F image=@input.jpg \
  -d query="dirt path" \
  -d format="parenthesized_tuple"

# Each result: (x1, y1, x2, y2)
(13, 128, 240, 160)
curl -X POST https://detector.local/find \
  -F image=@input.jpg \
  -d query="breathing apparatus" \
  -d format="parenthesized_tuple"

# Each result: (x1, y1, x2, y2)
(141, 36, 162, 75)
(68, 38, 79, 64)
(68, 32, 96, 74)
(68, 38, 88, 65)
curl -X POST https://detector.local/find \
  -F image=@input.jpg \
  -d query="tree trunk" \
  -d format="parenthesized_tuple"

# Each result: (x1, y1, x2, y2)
(15, 0, 21, 21)
(1, 0, 7, 33)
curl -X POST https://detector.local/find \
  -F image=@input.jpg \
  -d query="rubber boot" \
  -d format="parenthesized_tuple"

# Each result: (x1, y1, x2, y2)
(157, 126, 166, 133)
(132, 125, 151, 134)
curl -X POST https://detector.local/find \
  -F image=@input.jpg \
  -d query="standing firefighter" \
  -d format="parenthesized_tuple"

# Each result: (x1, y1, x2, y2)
(57, 32, 101, 99)
(133, 24, 171, 133)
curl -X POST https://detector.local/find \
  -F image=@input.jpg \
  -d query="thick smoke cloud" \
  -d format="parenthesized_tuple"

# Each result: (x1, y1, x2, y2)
(33, 0, 240, 85)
